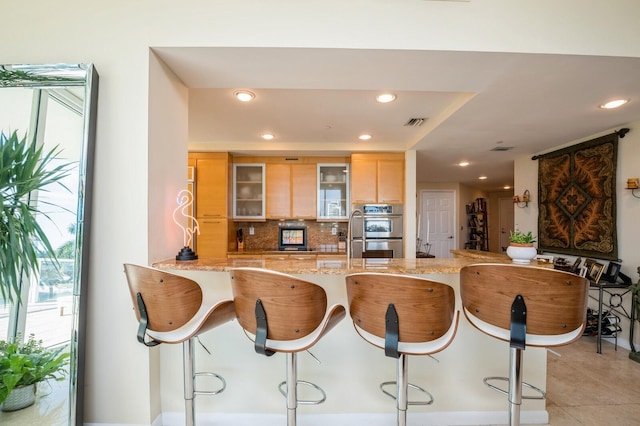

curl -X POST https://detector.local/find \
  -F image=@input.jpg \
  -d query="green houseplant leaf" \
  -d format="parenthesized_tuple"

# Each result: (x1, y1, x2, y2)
(509, 230, 536, 244)
(0, 334, 69, 405)
(0, 130, 72, 303)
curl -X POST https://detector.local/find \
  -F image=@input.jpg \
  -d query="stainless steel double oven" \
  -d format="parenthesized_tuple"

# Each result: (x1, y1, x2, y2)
(351, 204, 404, 258)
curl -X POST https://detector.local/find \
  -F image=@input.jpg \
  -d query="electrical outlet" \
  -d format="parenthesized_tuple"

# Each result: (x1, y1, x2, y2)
(249, 226, 255, 235)
(331, 227, 337, 235)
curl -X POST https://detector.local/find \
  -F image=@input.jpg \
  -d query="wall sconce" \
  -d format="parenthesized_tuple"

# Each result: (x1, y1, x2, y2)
(513, 189, 531, 208)
(626, 178, 640, 199)
(173, 189, 200, 260)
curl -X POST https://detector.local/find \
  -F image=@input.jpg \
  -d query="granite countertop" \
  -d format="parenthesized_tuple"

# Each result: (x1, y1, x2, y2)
(152, 256, 538, 275)
(229, 250, 345, 256)
(450, 249, 510, 260)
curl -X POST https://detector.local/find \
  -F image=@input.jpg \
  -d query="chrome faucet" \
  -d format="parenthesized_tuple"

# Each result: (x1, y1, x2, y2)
(347, 208, 364, 259)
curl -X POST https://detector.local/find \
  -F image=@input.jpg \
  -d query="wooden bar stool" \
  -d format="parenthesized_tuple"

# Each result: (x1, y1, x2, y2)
(229, 267, 346, 426)
(460, 263, 589, 426)
(123, 264, 235, 426)
(345, 272, 460, 426)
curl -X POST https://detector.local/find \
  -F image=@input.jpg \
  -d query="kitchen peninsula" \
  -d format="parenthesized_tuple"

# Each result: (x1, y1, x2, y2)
(151, 256, 552, 425)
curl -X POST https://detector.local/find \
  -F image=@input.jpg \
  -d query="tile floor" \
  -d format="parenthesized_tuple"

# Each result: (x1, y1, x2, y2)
(546, 336, 640, 425)
(1, 337, 639, 425)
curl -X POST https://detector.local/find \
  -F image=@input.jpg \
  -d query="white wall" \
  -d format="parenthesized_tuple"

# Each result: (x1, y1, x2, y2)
(3, 1, 640, 423)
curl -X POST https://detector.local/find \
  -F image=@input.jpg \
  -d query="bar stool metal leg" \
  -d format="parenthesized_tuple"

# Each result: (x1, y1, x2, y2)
(183, 338, 196, 426)
(397, 353, 408, 426)
(508, 347, 523, 426)
(286, 352, 298, 426)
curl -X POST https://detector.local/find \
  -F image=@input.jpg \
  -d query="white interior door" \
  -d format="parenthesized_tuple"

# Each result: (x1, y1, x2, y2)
(499, 197, 515, 252)
(419, 190, 456, 258)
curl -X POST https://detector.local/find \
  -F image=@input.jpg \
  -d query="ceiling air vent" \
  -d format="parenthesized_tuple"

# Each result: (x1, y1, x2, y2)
(404, 118, 427, 127)
(490, 146, 514, 152)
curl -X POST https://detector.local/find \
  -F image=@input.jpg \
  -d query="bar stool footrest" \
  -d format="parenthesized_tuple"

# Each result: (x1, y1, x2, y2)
(380, 381, 434, 406)
(483, 376, 546, 400)
(193, 371, 227, 396)
(278, 380, 327, 405)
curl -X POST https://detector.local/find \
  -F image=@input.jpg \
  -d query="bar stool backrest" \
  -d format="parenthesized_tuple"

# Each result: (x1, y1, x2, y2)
(124, 263, 202, 333)
(460, 263, 589, 347)
(230, 268, 329, 341)
(346, 273, 457, 345)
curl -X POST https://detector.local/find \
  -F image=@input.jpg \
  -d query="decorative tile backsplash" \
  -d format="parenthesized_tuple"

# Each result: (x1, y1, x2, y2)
(233, 220, 346, 252)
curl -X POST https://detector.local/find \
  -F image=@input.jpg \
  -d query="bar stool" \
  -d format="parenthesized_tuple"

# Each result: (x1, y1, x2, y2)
(345, 272, 460, 426)
(229, 267, 346, 426)
(460, 263, 589, 426)
(123, 264, 235, 426)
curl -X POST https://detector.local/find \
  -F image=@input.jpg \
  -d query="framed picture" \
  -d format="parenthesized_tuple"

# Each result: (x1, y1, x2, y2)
(588, 262, 605, 283)
(578, 265, 588, 278)
(602, 262, 621, 284)
(584, 258, 597, 269)
(535, 254, 554, 263)
(571, 257, 582, 272)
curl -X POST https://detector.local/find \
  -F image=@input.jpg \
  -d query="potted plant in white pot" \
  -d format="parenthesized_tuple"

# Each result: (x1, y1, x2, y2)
(0, 334, 69, 411)
(507, 230, 538, 264)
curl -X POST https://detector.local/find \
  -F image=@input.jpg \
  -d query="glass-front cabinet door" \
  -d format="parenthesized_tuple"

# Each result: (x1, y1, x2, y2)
(317, 163, 349, 220)
(233, 164, 265, 220)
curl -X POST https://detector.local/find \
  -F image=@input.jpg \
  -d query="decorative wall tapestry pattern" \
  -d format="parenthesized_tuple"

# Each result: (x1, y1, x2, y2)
(538, 133, 618, 260)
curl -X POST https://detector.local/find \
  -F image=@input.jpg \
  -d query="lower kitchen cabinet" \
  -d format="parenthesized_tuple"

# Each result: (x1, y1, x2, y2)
(194, 218, 232, 258)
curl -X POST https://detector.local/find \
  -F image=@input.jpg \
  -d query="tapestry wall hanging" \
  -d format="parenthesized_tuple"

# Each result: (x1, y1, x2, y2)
(537, 132, 618, 260)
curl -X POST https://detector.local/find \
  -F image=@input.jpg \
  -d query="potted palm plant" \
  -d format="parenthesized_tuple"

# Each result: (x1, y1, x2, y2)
(0, 334, 69, 411)
(0, 130, 71, 303)
(507, 230, 538, 264)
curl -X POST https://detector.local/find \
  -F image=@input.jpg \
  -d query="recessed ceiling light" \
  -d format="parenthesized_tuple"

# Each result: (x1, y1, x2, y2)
(358, 134, 372, 141)
(234, 90, 255, 102)
(261, 133, 275, 140)
(458, 161, 470, 167)
(478, 176, 488, 180)
(376, 93, 396, 103)
(600, 99, 628, 109)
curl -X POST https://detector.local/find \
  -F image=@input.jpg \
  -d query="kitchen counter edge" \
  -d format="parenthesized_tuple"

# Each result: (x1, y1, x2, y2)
(152, 256, 548, 275)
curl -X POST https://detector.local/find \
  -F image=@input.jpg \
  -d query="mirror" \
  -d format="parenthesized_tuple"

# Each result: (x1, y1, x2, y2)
(0, 64, 98, 425)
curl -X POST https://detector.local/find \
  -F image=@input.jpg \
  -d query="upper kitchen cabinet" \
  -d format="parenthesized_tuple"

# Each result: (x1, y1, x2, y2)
(317, 163, 349, 221)
(189, 152, 233, 258)
(266, 163, 317, 219)
(233, 163, 265, 220)
(190, 152, 230, 218)
(351, 153, 404, 204)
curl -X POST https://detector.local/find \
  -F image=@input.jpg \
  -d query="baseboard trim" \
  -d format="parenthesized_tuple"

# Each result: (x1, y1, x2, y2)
(155, 410, 549, 425)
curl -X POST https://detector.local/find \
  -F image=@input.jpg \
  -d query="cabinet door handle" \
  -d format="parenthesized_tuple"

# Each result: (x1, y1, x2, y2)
(203, 220, 221, 224)
(203, 213, 222, 217)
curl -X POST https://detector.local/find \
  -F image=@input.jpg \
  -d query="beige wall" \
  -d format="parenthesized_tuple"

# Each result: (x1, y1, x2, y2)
(3, 1, 640, 423)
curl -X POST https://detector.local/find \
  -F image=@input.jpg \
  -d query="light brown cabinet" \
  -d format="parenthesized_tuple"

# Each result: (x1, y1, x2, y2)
(196, 218, 232, 258)
(192, 154, 229, 218)
(266, 163, 316, 219)
(351, 153, 404, 204)
(189, 152, 234, 258)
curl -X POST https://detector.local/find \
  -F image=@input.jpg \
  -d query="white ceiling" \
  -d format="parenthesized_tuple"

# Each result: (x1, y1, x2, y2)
(155, 47, 640, 191)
